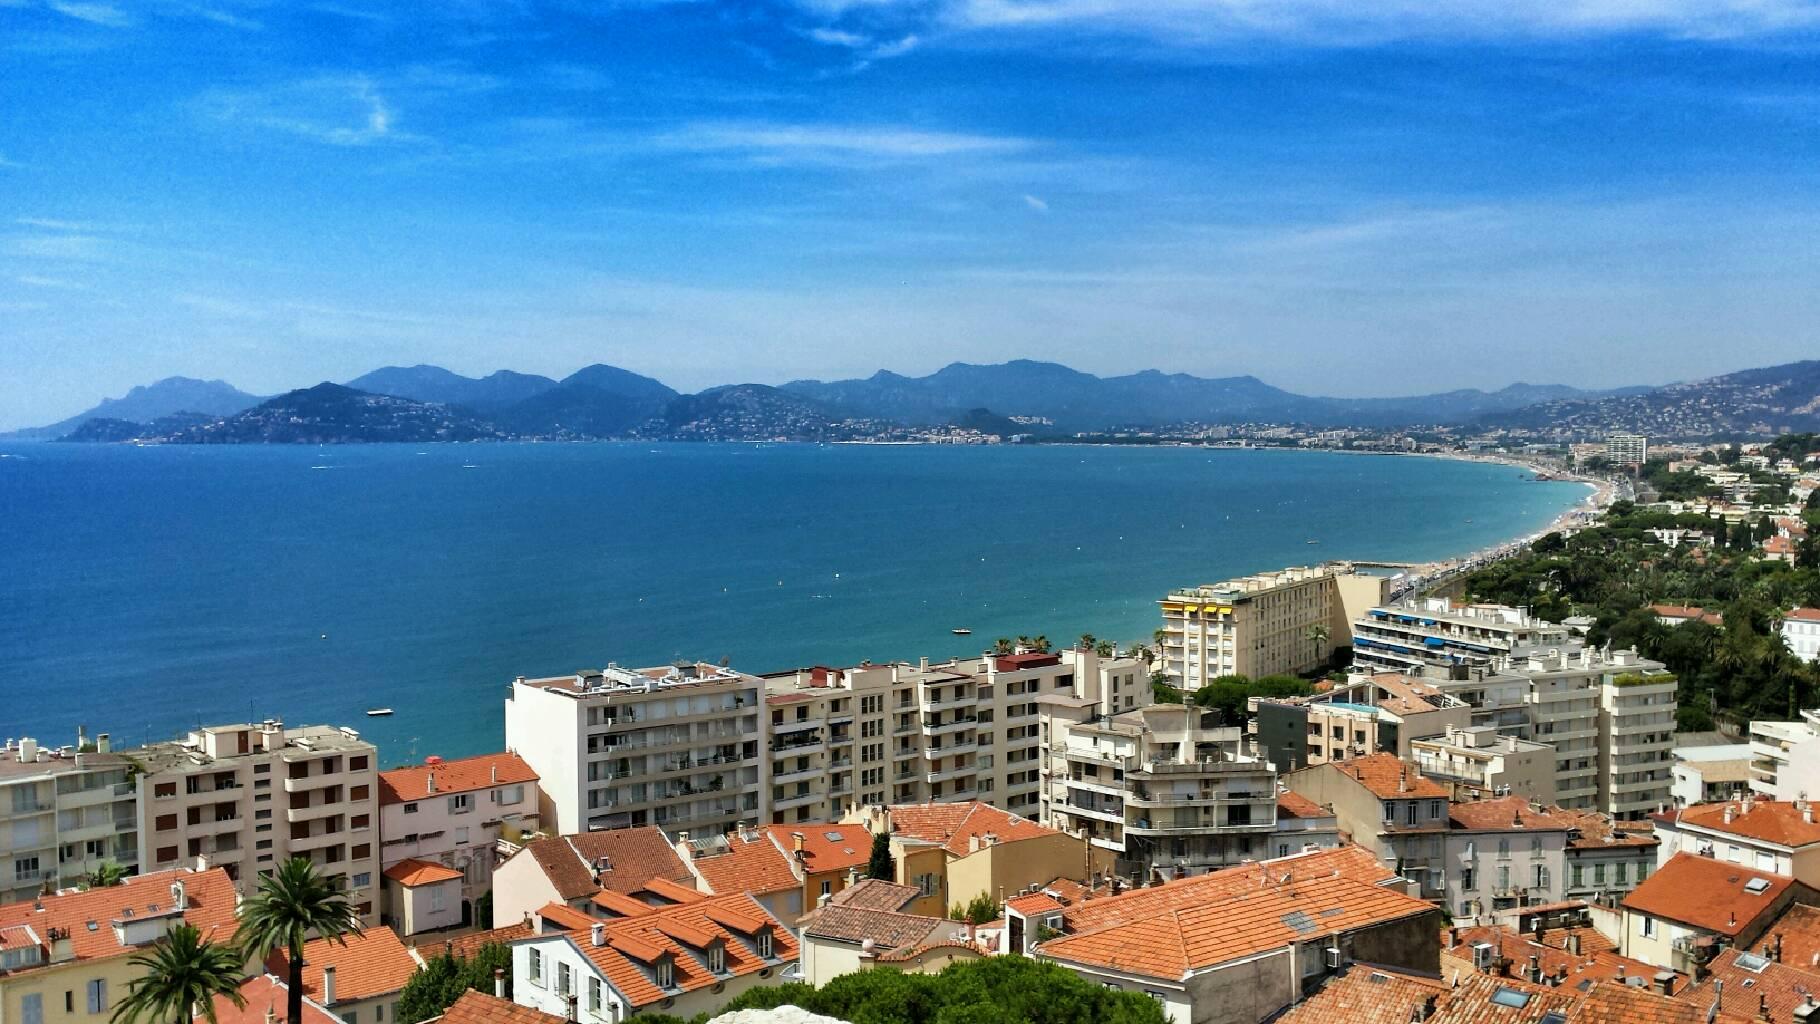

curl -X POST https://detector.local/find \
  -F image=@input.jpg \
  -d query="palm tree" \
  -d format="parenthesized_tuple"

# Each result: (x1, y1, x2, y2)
(1307, 625, 1330, 657)
(84, 860, 128, 889)
(112, 924, 245, 1024)
(1094, 640, 1115, 658)
(237, 858, 363, 1024)
(1077, 633, 1096, 651)
(1032, 634, 1051, 654)
(992, 637, 1013, 655)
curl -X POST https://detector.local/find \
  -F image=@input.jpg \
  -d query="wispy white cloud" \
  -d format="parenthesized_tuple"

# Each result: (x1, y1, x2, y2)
(1022, 193, 1049, 212)
(805, 25, 871, 46)
(0, 153, 19, 169)
(199, 76, 404, 146)
(45, 0, 133, 27)
(4, 233, 114, 261)
(657, 121, 1036, 161)
(17, 274, 87, 289)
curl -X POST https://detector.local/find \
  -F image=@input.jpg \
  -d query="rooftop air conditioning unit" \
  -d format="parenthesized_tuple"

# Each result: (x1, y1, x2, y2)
(1325, 947, 1343, 970)
(1472, 943, 1494, 970)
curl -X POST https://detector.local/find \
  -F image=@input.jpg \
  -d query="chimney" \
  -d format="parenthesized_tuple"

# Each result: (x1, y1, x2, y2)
(1807, 805, 1815, 825)
(847, 866, 859, 886)
(494, 968, 505, 999)
(1795, 996, 1818, 1023)
(491, 765, 499, 784)
(591, 923, 605, 947)
(792, 832, 806, 860)
(1567, 933, 1581, 956)
(1528, 955, 1542, 985)
(817, 893, 832, 909)
(1657, 971, 1676, 997)
(322, 966, 337, 1006)
(1759, 993, 1771, 1023)
(426, 773, 437, 794)
(1775, 933, 1785, 963)
(566, 995, 578, 1024)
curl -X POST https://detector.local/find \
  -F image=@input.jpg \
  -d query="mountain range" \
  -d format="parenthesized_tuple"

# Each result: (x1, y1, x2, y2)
(14, 356, 1820, 442)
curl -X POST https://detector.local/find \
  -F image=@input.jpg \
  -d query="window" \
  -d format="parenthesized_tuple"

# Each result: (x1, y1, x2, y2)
(656, 958, 675, 989)
(1429, 801, 1442, 819)
(1406, 803, 1417, 826)
(1497, 839, 1510, 859)
(820, 880, 832, 898)
(1530, 838, 1542, 856)
(87, 979, 107, 1014)
(709, 943, 726, 974)
(353, 871, 371, 888)
(13, 856, 39, 882)
(1382, 802, 1396, 823)
(431, 885, 446, 913)
(349, 755, 368, 771)
(1593, 863, 1606, 885)
(344, 1014, 357, 1024)
(23, 993, 44, 1024)
(403, 802, 418, 815)
(1615, 862, 1628, 885)
(449, 793, 473, 814)
(455, 827, 470, 845)
(587, 977, 601, 1014)
(496, 784, 525, 805)
(1497, 866, 1510, 891)
(1461, 868, 1476, 891)
(758, 930, 774, 958)
(1571, 864, 1584, 888)
(1534, 865, 1549, 890)
(155, 814, 178, 832)
(558, 962, 572, 997)
(529, 948, 544, 985)
(1641, 917, 1655, 938)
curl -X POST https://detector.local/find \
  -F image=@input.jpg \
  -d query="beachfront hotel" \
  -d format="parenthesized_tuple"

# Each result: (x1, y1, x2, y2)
(1349, 597, 1676, 819)
(504, 662, 765, 837)
(1157, 564, 1390, 689)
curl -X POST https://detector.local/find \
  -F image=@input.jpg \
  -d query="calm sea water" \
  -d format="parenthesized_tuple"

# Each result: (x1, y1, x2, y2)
(0, 442, 1585, 764)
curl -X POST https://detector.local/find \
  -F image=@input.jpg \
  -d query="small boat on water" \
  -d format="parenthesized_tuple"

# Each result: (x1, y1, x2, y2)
(366, 708, 394, 717)
(951, 628, 973, 636)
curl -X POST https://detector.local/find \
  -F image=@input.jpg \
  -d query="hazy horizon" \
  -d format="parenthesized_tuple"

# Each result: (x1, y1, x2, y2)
(7, 1, 1820, 429)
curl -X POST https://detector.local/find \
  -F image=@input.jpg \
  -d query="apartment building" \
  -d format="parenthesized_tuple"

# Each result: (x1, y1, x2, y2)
(1747, 712, 1820, 799)
(376, 751, 540, 934)
(1352, 599, 1675, 818)
(1670, 744, 1752, 806)
(757, 647, 1147, 823)
(0, 736, 138, 903)
(504, 662, 764, 837)
(1409, 726, 1557, 804)
(1249, 673, 1471, 772)
(1158, 564, 1389, 688)
(1652, 797, 1820, 886)
(1038, 702, 1278, 882)
(1605, 434, 1649, 466)
(1784, 609, 1820, 664)
(126, 720, 381, 921)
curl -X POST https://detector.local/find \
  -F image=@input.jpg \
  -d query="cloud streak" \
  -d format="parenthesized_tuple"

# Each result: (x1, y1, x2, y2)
(656, 121, 1037, 161)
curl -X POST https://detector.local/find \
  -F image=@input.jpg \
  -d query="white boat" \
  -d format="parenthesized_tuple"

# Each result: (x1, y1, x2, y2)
(366, 708, 394, 717)
(951, 628, 973, 636)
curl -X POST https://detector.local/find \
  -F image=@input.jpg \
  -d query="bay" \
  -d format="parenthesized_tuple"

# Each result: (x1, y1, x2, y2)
(0, 442, 1586, 765)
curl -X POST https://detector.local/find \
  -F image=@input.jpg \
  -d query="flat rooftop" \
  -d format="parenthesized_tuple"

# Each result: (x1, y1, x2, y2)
(519, 661, 753, 697)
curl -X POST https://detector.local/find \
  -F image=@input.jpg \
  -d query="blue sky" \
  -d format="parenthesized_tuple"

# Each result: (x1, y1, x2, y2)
(4, 1, 1820, 428)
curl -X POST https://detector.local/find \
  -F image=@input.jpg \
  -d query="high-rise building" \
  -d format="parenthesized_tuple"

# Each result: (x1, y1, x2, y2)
(1604, 434, 1649, 466)
(504, 662, 764, 837)
(1038, 702, 1279, 881)
(0, 735, 139, 903)
(126, 720, 381, 921)
(1158, 565, 1389, 689)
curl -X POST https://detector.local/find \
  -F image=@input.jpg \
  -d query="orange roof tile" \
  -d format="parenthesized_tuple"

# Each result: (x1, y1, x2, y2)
(1675, 947, 1820, 1024)
(537, 903, 596, 931)
(1448, 798, 1574, 832)
(545, 893, 796, 1010)
(278, 927, 423, 1003)
(382, 859, 465, 888)
(1005, 893, 1064, 916)
(690, 831, 799, 897)
(1331, 752, 1450, 800)
(437, 990, 565, 1024)
(517, 828, 690, 902)
(1577, 980, 1723, 1024)
(765, 824, 872, 874)
(0, 868, 238, 975)
(641, 876, 706, 904)
(828, 879, 921, 913)
(1667, 800, 1820, 848)
(1760, 903, 1820, 972)
(1443, 926, 1677, 995)
(886, 801, 1058, 857)
(1787, 608, 1820, 623)
(1277, 791, 1329, 820)
(1426, 971, 1578, 1024)
(378, 752, 538, 805)
(589, 889, 655, 918)
(1619, 854, 1793, 937)
(200, 975, 344, 1024)
(418, 922, 533, 962)
(1271, 964, 1449, 1024)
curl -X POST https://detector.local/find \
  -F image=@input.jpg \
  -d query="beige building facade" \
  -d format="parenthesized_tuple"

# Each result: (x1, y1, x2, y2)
(0, 737, 138, 904)
(1159, 564, 1389, 689)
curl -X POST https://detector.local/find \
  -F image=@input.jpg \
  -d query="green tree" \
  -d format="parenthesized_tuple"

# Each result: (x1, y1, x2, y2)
(237, 858, 363, 1024)
(949, 892, 996, 925)
(111, 924, 246, 1024)
(84, 860, 129, 889)
(395, 944, 513, 1024)
(866, 832, 894, 881)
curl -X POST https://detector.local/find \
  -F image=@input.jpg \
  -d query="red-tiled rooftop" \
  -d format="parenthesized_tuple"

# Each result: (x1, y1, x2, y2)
(382, 858, 465, 888)
(378, 752, 538, 805)
(1449, 797, 1573, 832)
(1277, 791, 1329, 819)
(687, 830, 799, 897)
(766, 824, 872, 874)
(1619, 854, 1793, 937)
(1331, 752, 1450, 800)
(201, 976, 343, 1024)
(886, 801, 1057, 857)
(1663, 800, 1820, 848)
(518, 827, 691, 902)
(545, 893, 795, 1010)
(0, 868, 238, 971)
(276, 927, 424, 1002)
(437, 990, 565, 1024)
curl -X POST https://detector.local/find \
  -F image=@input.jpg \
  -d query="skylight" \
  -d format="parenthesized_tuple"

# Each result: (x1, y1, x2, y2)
(1745, 878, 1772, 895)
(1738, 952, 1771, 973)
(1490, 987, 1532, 1009)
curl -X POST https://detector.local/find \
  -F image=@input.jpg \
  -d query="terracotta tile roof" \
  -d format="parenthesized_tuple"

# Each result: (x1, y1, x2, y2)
(1425, 971, 1578, 1024)
(829, 878, 921, 913)
(519, 828, 691, 902)
(590, 889, 656, 918)
(800, 903, 946, 951)
(1271, 964, 1450, 1024)
(766, 824, 872, 874)
(278, 927, 423, 1003)
(688, 830, 799, 897)
(1331, 752, 1451, 800)
(1574, 980, 1716, 1024)
(1038, 869, 1434, 980)
(0, 867, 238, 975)
(642, 877, 706, 904)
(200, 975, 344, 1024)
(1038, 876, 1114, 905)
(419, 923, 533, 962)
(1619, 854, 1793, 937)
(1787, 608, 1820, 623)
(1543, 807, 1658, 850)
(1360, 673, 1458, 717)
(1667, 800, 1820, 848)
(1059, 844, 1397, 935)
(1650, 604, 1711, 621)
(1761, 903, 1820, 973)
(1277, 791, 1329, 819)
(378, 753, 538, 805)
(1005, 893, 1064, 916)
(438, 990, 566, 1024)
(538, 903, 597, 930)
(541, 893, 796, 1010)
(382, 858, 465, 888)
(886, 801, 1057, 857)
(1449, 798, 1573, 832)
(1444, 926, 1676, 995)
(1675, 947, 1820, 1024)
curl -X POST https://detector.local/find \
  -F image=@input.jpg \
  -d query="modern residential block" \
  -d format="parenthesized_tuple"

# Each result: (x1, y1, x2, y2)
(1158, 564, 1389, 688)
(0, 735, 138, 903)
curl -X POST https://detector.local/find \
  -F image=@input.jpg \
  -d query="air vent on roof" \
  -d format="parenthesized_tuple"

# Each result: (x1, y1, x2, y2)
(1738, 952, 1772, 973)
(1745, 878, 1772, 895)
(1489, 988, 1531, 1009)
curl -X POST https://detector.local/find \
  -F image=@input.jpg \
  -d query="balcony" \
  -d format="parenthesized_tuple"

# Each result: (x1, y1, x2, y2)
(924, 739, 978, 760)
(926, 764, 974, 785)
(921, 691, 974, 713)
(774, 718, 822, 735)
(282, 773, 342, 794)
(768, 734, 825, 756)
(773, 789, 822, 811)
(290, 829, 346, 854)
(1060, 801, 1125, 824)
(772, 762, 820, 784)
(922, 715, 979, 736)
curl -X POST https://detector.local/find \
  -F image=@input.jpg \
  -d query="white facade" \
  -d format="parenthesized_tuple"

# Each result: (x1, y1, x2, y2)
(1670, 743, 1753, 807)
(377, 753, 539, 917)
(1784, 611, 1820, 664)
(1748, 712, 1820, 800)
(1605, 434, 1648, 466)
(505, 663, 764, 836)
(0, 737, 139, 903)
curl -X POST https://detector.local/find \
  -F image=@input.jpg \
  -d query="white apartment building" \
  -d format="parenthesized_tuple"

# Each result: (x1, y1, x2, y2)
(759, 647, 1148, 823)
(504, 662, 764, 837)
(1159, 564, 1389, 688)
(1670, 743, 1753, 806)
(1605, 434, 1648, 466)
(1784, 608, 1820, 663)
(1038, 702, 1278, 882)
(1747, 710, 1820, 800)
(0, 735, 138, 903)
(377, 751, 540, 933)
(1352, 600, 1675, 819)
(1409, 726, 1557, 804)
(127, 720, 381, 921)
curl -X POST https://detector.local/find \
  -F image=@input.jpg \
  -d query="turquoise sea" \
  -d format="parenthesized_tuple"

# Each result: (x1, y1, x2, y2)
(0, 442, 1585, 764)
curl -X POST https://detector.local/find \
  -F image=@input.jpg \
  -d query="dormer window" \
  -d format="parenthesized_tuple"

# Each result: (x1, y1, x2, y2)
(757, 928, 774, 959)
(656, 956, 675, 990)
(709, 942, 726, 974)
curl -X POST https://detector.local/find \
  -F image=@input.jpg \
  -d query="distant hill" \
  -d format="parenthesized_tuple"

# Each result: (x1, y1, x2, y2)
(163, 384, 506, 443)
(346, 365, 559, 410)
(637, 384, 853, 441)
(1478, 359, 1820, 437)
(10, 377, 263, 439)
(949, 407, 1028, 437)
(782, 360, 1635, 429)
(59, 412, 217, 442)
(494, 364, 680, 438)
